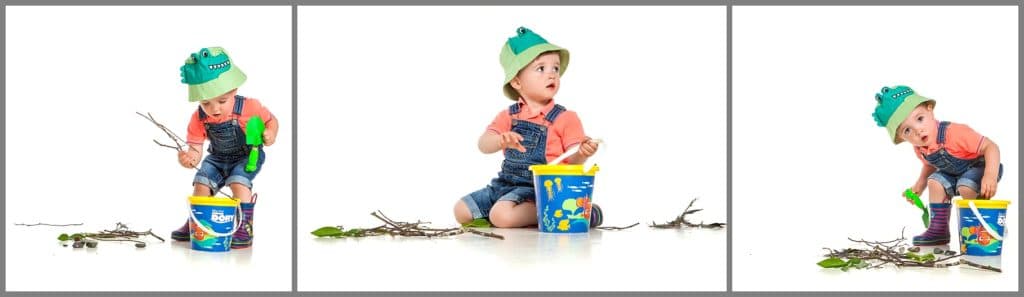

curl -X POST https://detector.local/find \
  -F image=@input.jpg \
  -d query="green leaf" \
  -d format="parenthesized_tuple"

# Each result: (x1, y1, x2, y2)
(462, 218, 492, 228)
(58, 233, 69, 241)
(817, 257, 848, 268)
(847, 258, 862, 265)
(905, 252, 937, 263)
(311, 226, 344, 237)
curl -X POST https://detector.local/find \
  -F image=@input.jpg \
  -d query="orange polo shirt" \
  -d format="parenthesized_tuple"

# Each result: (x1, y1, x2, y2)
(186, 96, 275, 145)
(486, 99, 587, 164)
(913, 121, 986, 164)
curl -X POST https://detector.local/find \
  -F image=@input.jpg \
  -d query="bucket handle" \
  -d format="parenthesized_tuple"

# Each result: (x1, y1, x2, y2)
(188, 200, 243, 238)
(968, 200, 1003, 241)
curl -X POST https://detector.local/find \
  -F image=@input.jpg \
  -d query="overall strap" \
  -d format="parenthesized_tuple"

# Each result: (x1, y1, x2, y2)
(508, 103, 521, 115)
(936, 121, 951, 145)
(233, 95, 246, 116)
(544, 104, 566, 123)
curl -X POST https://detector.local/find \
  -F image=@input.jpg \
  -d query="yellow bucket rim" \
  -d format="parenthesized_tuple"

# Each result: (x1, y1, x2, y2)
(955, 199, 1010, 209)
(189, 196, 241, 207)
(529, 164, 599, 176)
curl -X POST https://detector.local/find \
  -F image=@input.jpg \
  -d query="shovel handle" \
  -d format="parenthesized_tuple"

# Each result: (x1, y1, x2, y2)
(245, 148, 259, 172)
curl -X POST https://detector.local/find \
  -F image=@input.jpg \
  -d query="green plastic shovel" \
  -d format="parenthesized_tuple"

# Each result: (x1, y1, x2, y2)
(903, 188, 929, 228)
(245, 115, 265, 173)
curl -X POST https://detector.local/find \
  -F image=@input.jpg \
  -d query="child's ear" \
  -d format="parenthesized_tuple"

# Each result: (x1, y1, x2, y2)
(510, 77, 522, 91)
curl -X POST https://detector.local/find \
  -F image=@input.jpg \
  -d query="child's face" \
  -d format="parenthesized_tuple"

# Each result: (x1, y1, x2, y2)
(896, 104, 938, 146)
(511, 51, 561, 102)
(199, 89, 238, 118)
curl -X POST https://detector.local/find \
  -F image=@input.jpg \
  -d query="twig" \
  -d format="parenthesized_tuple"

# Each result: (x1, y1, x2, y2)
(15, 222, 82, 227)
(820, 229, 965, 271)
(462, 227, 505, 240)
(314, 211, 504, 240)
(145, 229, 166, 243)
(136, 112, 190, 151)
(59, 222, 164, 248)
(596, 222, 640, 231)
(961, 259, 1002, 273)
(138, 111, 230, 197)
(650, 198, 726, 229)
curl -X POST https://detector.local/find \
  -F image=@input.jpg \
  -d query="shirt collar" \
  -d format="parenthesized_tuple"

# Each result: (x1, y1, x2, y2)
(515, 98, 556, 119)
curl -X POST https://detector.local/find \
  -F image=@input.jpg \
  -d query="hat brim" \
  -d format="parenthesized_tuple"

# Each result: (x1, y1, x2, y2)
(502, 44, 569, 100)
(188, 65, 247, 102)
(886, 94, 936, 144)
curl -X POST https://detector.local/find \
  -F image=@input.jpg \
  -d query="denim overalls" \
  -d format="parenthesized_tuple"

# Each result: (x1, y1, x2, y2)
(461, 103, 567, 219)
(193, 95, 265, 192)
(922, 121, 1002, 197)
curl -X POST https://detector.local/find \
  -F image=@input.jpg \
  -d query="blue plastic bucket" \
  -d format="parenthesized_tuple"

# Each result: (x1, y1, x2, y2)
(529, 164, 599, 233)
(188, 196, 241, 252)
(956, 199, 1009, 257)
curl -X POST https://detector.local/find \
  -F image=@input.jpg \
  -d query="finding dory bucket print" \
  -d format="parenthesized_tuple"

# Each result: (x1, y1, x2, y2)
(537, 175, 596, 233)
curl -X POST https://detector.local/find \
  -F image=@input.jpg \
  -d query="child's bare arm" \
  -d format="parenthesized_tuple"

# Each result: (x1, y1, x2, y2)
(479, 131, 525, 154)
(263, 116, 279, 146)
(979, 137, 1000, 197)
(177, 143, 204, 168)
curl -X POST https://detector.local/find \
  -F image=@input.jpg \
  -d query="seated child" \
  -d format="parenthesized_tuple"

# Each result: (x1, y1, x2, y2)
(453, 27, 603, 228)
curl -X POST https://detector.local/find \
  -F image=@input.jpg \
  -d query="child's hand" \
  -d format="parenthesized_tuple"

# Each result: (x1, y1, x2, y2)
(499, 131, 526, 152)
(980, 175, 998, 198)
(263, 128, 277, 146)
(905, 180, 927, 205)
(178, 150, 199, 169)
(577, 138, 599, 157)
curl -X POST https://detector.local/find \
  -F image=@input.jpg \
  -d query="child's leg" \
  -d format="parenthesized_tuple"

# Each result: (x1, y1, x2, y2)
(453, 200, 474, 225)
(958, 186, 979, 199)
(488, 186, 537, 228)
(914, 178, 953, 245)
(228, 183, 253, 202)
(193, 184, 213, 196)
(174, 172, 221, 241)
(227, 182, 255, 249)
(956, 165, 1002, 199)
(926, 178, 951, 203)
(489, 201, 537, 228)
(455, 184, 500, 224)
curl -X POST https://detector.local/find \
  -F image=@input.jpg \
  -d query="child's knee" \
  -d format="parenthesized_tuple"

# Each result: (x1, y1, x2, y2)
(227, 182, 252, 199)
(488, 203, 516, 228)
(453, 200, 473, 224)
(193, 184, 213, 196)
(958, 185, 979, 198)
(926, 179, 945, 191)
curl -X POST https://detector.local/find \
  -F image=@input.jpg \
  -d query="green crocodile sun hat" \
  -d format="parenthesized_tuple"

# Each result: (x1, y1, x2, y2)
(871, 85, 936, 145)
(500, 27, 569, 100)
(180, 47, 247, 102)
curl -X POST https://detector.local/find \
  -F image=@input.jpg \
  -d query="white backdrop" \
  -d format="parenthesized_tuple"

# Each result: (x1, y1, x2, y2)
(5, 6, 293, 291)
(297, 6, 727, 291)
(733, 6, 1018, 291)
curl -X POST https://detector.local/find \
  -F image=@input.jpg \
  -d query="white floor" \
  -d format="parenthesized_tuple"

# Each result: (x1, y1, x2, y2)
(299, 226, 726, 291)
(4, 223, 291, 291)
